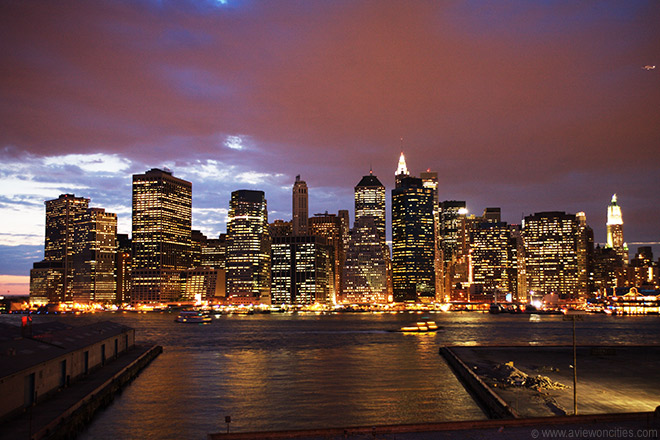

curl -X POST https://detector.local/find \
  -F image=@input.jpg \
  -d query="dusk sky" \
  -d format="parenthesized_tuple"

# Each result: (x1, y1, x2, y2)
(1, 0, 659, 296)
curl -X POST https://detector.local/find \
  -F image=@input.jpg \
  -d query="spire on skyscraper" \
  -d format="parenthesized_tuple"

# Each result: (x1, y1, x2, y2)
(607, 194, 623, 226)
(395, 151, 409, 177)
(606, 194, 626, 263)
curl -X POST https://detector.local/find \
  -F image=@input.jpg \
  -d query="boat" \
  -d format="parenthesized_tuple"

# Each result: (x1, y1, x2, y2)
(175, 310, 212, 324)
(398, 321, 439, 332)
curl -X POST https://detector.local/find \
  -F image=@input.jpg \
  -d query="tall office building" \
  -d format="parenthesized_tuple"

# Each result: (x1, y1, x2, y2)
(421, 170, 441, 299)
(606, 194, 627, 264)
(116, 234, 132, 304)
(292, 175, 308, 235)
(438, 201, 467, 300)
(354, 170, 386, 250)
(309, 212, 346, 304)
(190, 230, 207, 269)
(201, 234, 227, 269)
(522, 212, 580, 299)
(72, 208, 117, 303)
(31, 194, 90, 302)
(469, 221, 517, 297)
(576, 212, 594, 298)
(439, 201, 468, 262)
(392, 175, 435, 302)
(226, 190, 271, 304)
(343, 217, 388, 303)
(271, 235, 331, 305)
(132, 168, 192, 303)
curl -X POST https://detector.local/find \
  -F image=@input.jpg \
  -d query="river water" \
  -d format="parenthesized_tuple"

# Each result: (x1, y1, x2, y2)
(4, 311, 658, 439)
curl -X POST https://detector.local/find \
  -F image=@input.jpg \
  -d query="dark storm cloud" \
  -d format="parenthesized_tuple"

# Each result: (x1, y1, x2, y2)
(1, 0, 659, 261)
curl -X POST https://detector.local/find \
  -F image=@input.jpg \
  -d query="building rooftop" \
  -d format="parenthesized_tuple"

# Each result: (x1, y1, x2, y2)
(355, 174, 384, 188)
(0, 320, 133, 380)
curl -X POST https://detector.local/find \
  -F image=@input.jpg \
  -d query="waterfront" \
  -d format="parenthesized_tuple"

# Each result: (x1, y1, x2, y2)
(2, 312, 658, 439)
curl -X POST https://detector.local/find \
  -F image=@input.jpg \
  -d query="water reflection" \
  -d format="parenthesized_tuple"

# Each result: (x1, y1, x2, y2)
(1, 312, 655, 439)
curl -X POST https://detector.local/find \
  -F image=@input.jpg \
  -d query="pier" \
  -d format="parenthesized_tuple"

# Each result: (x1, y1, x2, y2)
(0, 344, 162, 440)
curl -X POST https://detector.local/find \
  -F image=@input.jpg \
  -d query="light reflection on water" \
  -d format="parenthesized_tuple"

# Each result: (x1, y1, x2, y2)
(3, 312, 656, 439)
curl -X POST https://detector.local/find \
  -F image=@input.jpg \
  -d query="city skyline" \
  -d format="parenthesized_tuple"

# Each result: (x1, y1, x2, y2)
(1, 1, 659, 295)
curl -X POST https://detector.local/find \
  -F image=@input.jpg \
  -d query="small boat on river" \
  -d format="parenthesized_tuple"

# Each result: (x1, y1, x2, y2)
(175, 310, 212, 324)
(398, 321, 439, 332)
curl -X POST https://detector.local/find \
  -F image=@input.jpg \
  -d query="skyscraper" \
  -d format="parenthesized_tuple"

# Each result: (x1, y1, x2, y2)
(469, 220, 517, 297)
(72, 208, 117, 303)
(438, 200, 467, 300)
(522, 211, 580, 299)
(392, 175, 435, 302)
(576, 211, 594, 299)
(292, 175, 308, 235)
(116, 234, 132, 304)
(271, 235, 331, 305)
(226, 190, 271, 304)
(343, 217, 388, 304)
(421, 170, 441, 299)
(354, 170, 386, 251)
(606, 194, 627, 264)
(309, 212, 346, 304)
(132, 168, 192, 303)
(38, 194, 90, 302)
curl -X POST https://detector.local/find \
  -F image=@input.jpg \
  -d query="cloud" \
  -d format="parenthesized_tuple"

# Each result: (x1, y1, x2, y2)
(43, 153, 131, 174)
(0, 1, 658, 272)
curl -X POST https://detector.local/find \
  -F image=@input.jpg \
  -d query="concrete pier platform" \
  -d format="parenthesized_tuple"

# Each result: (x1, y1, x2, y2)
(0, 344, 162, 440)
(446, 345, 660, 418)
(207, 345, 660, 440)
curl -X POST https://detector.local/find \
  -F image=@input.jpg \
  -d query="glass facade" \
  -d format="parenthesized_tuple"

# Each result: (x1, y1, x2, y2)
(226, 190, 271, 303)
(132, 169, 192, 303)
(522, 212, 579, 298)
(271, 235, 331, 305)
(391, 176, 435, 302)
(72, 208, 117, 303)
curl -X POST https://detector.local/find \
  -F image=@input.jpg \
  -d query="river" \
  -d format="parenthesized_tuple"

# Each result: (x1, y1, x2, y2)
(3, 311, 657, 439)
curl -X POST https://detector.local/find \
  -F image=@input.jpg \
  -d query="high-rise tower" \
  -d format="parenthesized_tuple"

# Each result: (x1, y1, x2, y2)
(309, 212, 346, 304)
(522, 211, 580, 299)
(226, 190, 271, 304)
(43, 194, 90, 302)
(420, 170, 441, 298)
(343, 217, 388, 304)
(132, 168, 192, 303)
(392, 175, 435, 302)
(606, 194, 627, 263)
(72, 208, 117, 303)
(354, 170, 386, 251)
(292, 175, 308, 235)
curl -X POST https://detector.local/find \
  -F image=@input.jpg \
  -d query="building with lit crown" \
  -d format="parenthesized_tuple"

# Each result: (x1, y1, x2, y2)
(392, 169, 435, 302)
(226, 190, 271, 304)
(606, 194, 628, 264)
(131, 168, 192, 303)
